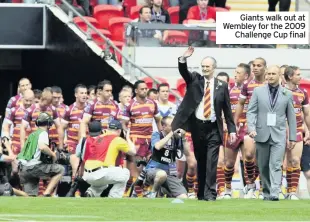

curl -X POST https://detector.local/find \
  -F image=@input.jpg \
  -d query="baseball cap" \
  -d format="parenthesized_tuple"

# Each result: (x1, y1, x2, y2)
(108, 120, 122, 130)
(88, 121, 102, 137)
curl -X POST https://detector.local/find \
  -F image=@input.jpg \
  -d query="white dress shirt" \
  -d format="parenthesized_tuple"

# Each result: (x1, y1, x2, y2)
(195, 77, 216, 122)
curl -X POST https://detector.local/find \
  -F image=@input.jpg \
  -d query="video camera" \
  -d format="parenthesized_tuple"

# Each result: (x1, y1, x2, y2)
(40, 141, 71, 165)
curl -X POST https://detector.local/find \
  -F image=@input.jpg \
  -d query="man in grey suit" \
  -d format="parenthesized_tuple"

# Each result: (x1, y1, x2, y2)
(247, 65, 297, 201)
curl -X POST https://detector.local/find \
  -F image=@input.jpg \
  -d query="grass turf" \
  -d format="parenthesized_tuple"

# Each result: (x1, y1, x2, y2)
(0, 198, 310, 221)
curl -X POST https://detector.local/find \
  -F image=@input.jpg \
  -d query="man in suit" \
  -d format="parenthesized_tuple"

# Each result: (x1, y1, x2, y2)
(172, 46, 236, 201)
(247, 65, 297, 201)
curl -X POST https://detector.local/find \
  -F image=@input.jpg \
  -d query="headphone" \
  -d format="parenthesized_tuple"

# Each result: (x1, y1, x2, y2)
(35, 112, 54, 127)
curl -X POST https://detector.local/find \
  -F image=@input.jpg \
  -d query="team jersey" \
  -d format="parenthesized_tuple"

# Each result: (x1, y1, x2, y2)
(122, 98, 161, 138)
(157, 101, 177, 117)
(63, 102, 85, 152)
(83, 99, 119, 130)
(48, 104, 68, 144)
(229, 84, 244, 122)
(5, 106, 28, 153)
(287, 87, 309, 131)
(23, 104, 59, 133)
(6, 94, 23, 114)
(239, 79, 265, 116)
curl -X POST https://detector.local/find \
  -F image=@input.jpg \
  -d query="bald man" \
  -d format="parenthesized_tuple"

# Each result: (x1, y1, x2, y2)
(172, 46, 236, 201)
(247, 65, 297, 201)
(3, 89, 35, 155)
(5, 78, 32, 117)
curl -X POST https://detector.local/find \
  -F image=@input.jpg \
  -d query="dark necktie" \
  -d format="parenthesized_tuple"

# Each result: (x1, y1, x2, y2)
(270, 87, 276, 102)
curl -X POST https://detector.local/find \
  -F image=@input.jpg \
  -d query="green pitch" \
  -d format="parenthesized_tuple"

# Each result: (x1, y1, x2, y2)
(0, 198, 310, 221)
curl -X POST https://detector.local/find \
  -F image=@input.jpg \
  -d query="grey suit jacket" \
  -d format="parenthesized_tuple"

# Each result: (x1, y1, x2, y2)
(246, 85, 297, 143)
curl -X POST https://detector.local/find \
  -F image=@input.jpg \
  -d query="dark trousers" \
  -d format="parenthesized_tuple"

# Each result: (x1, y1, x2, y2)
(192, 119, 221, 200)
(208, 0, 226, 8)
(268, 0, 291, 11)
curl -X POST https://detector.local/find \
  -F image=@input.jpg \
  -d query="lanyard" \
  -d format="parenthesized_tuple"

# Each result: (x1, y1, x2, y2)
(268, 87, 280, 111)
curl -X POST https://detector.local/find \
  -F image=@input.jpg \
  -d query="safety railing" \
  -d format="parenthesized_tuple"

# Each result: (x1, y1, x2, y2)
(54, 0, 182, 100)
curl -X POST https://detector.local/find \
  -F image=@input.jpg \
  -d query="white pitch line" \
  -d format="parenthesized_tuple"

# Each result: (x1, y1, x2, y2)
(0, 214, 101, 219)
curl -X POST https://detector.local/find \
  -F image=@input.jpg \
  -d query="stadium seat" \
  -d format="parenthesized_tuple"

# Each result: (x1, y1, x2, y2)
(168, 89, 181, 103)
(176, 78, 186, 97)
(108, 17, 132, 42)
(164, 31, 188, 46)
(89, 0, 98, 7)
(11, 0, 22, 3)
(300, 79, 310, 93)
(167, 6, 179, 24)
(94, 5, 124, 29)
(73, 17, 100, 32)
(123, 0, 137, 17)
(162, 0, 170, 10)
(142, 77, 169, 89)
(99, 41, 124, 65)
(91, 29, 112, 44)
(130, 5, 143, 20)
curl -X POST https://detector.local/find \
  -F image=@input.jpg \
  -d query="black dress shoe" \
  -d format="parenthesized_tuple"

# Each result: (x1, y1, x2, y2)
(263, 197, 270, 201)
(270, 196, 279, 201)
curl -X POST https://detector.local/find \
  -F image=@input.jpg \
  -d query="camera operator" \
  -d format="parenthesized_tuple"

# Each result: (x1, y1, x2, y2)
(0, 138, 28, 197)
(146, 116, 189, 198)
(74, 120, 136, 198)
(17, 112, 64, 197)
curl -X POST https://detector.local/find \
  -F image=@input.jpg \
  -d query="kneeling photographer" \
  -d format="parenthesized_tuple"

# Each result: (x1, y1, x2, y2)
(18, 112, 64, 197)
(74, 120, 136, 198)
(145, 116, 189, 198)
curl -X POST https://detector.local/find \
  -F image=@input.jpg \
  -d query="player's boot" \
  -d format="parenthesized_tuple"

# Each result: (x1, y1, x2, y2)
(217, 191, 225, 200)
(223, 188, 232, 199)
(244, 184, 256, 199)
(286, 193, 299, 200)
(188, 192, 196, 199)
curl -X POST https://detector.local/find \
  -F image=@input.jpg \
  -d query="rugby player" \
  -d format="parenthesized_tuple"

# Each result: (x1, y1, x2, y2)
(122, 80, 162, 197)
(222, 64, 250, 199)
(234, 58, 266, 198)
(2, 90, 35, 155)
(63, 84, 88, 154)
(284, 66, 310, 200)
(20, 89, 64, 149)
(80, 80, 119, 137)
(49, 86, 68, 146)
(5, 78, 32, 117)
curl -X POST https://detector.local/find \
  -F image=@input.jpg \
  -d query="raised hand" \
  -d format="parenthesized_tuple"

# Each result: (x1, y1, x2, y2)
(183, 46, 194, 59)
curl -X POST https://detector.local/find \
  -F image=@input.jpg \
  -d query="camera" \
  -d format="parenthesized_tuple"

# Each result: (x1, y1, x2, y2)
(56, 149, 71, 165)
(1, 137, 10, 155)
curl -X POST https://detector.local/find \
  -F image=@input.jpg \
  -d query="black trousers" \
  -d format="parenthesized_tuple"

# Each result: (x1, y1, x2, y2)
(268, 0, 291, 11)
(191, 119, 221, 200)
(208, 0, 226, 7)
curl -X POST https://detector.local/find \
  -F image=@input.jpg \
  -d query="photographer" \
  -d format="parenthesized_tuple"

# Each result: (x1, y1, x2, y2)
(146, 116, 189, 198)
(74, 120, 136, 198)
(17, 112, 64, 197)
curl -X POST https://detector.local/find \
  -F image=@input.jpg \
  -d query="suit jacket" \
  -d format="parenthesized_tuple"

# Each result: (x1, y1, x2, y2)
(246, 84, 297, 143)
(171, 59, 236, 142)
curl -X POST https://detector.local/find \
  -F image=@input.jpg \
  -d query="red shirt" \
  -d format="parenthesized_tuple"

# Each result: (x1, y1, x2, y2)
(187, 6, 216, 21)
